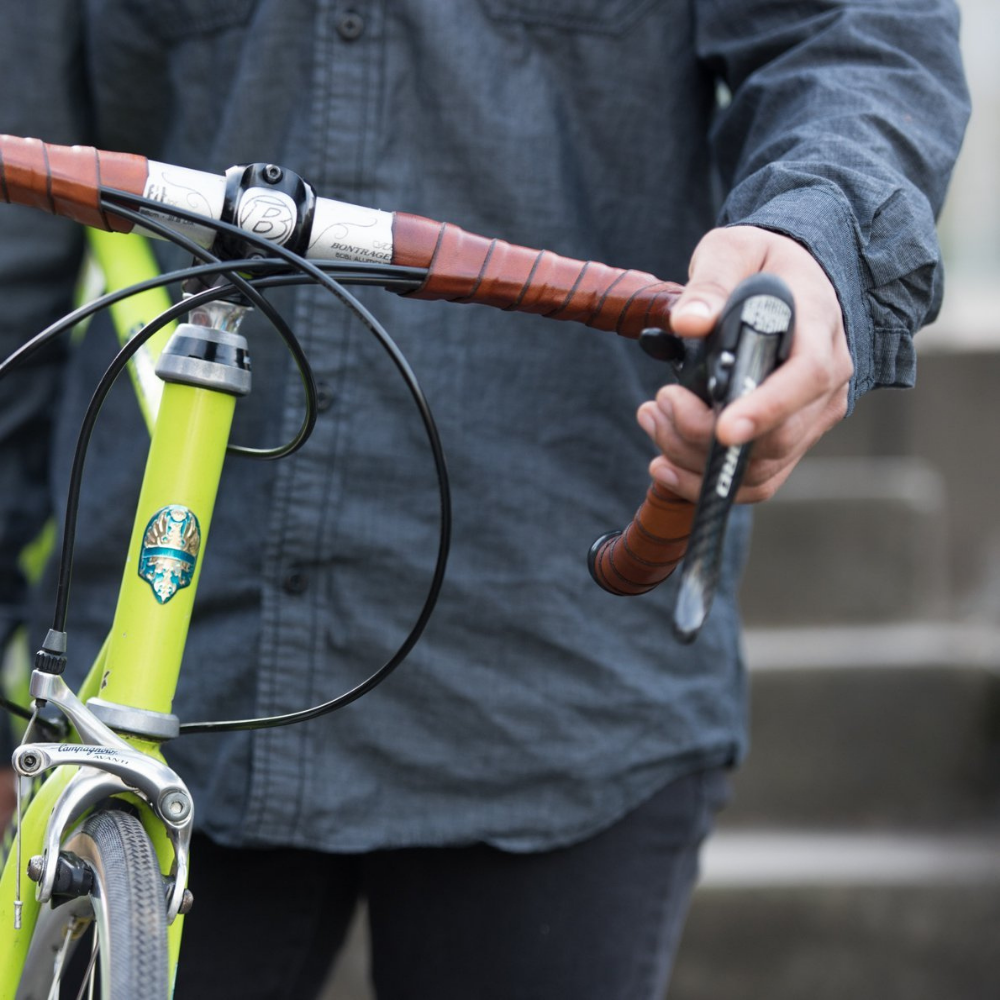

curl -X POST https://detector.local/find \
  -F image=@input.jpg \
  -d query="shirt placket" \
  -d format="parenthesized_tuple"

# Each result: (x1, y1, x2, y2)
(244, 0, 385, 842)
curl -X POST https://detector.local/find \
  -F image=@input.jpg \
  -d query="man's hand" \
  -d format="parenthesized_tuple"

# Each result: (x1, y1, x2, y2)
(638, 226, 853, 502)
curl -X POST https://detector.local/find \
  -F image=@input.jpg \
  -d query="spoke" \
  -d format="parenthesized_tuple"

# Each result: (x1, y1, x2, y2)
(75, 931, 99, 1000)
(45, 915, 95, 1000)
(47, 919, 74, 1000)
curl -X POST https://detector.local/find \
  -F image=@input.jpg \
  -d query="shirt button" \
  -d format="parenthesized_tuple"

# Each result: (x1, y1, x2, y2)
(282, 571, 309, 595)
(337, 11, 365, 41)
(315, 381, 335, 413)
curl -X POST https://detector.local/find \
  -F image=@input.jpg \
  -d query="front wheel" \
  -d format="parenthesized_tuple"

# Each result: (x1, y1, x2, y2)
(16, 807, 170, 1000)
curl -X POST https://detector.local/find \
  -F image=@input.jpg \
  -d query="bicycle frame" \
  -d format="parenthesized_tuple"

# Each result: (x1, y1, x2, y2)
(0, 302, 241, 995)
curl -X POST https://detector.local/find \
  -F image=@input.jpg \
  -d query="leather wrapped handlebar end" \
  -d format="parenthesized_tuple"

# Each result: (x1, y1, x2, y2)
(0, 135, 147, 232)
(588, 482, 695, 596)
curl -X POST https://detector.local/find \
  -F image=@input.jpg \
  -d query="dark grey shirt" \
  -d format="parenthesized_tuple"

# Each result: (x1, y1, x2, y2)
(0, 1, 968, 851)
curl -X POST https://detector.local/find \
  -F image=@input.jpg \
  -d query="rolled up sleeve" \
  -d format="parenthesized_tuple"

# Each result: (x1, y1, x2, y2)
(697, 0, 970, 409)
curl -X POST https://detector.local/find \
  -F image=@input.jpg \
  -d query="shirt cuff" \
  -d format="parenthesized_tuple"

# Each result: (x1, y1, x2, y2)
(722, 183, 917, 415)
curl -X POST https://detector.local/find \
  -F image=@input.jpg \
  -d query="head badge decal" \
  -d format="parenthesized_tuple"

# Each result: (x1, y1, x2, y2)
(138, 505, 202, 604)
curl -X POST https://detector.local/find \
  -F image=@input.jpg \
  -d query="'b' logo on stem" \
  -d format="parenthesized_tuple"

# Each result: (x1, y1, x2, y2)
(237, 188, 297, 245)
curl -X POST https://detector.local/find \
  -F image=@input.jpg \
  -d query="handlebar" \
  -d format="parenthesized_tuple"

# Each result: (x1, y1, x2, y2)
(0, 135, 682, 337)
(0, 134, 792, 641)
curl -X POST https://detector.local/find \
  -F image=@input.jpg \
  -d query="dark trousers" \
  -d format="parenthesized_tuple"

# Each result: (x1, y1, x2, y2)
(173, 768, 728, 999)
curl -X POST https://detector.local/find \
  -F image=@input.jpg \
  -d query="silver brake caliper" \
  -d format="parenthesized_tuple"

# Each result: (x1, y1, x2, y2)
(11, 669, 193, 924)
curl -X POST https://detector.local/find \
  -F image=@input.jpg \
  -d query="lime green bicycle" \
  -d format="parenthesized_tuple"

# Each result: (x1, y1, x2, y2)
(0, 135, 791, 998)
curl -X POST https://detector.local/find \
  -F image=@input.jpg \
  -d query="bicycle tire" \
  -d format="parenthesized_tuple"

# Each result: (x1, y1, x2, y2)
(16, 808, 170, 1000)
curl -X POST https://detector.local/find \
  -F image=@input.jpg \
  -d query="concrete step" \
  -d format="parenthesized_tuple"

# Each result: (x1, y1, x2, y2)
(739, 457, 950, 626)
(899, 350, 1000, 621)
(698, 828, 1000, 887)
(671, 829, 1000, 1000)
(726, 623, 1000, 828)
(322, 906, 371, 1000)
(786, 350, 1000, 622)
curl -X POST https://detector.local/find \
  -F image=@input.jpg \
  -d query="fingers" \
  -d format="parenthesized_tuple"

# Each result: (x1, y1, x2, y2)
(639, 225, 854, 503)
(638, 387, 712, 468)
(638, 385, 714, 501)
(715, 346, 848, 448)
(641, 390, 825, 504)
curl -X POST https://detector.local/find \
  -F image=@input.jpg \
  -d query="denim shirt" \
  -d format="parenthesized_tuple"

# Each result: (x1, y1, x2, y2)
(0, 1, 968, 850)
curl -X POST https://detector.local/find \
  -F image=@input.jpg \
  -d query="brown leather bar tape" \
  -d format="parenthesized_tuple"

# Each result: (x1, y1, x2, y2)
(392, 212, 683, 338)
(0, 135, 147, 232)
(590, 482, 695, 596)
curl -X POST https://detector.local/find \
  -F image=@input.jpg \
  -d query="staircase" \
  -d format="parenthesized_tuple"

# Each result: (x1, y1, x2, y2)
(670, 350, 1000, 999)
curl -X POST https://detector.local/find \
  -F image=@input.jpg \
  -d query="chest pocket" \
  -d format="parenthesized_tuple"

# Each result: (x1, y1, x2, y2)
(152, 0, 258, 41)
(481, 0, 657, 34)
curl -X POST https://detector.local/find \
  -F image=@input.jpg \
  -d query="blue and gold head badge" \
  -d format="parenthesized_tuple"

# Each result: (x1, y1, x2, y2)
(138, 505, 202, 604)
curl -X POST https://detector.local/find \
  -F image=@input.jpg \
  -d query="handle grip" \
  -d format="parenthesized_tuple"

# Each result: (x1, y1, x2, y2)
(391, 212, 683, 338)
(588, 482, 696, 596)
(590, 274, 795, 639)
(0, 134, 147, 232)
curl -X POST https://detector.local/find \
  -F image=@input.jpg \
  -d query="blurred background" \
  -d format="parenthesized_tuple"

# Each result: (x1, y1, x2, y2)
(320, 1, 1000, 996)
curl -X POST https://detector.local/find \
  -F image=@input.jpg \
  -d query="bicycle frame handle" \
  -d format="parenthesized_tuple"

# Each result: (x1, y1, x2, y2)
(0, 134, 682, 337)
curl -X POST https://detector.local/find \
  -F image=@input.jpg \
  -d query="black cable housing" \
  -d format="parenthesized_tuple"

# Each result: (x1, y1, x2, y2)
(0, 189, 450, 734)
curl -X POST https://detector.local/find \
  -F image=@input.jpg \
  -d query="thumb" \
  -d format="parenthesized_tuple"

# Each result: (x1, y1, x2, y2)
(671, 229, 757, 337)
